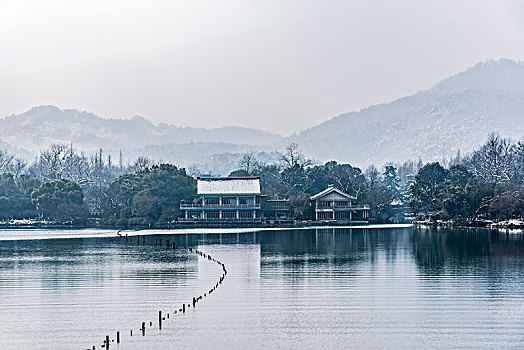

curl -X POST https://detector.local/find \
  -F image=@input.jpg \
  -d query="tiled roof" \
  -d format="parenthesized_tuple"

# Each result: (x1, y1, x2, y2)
(197, 177, 261, 195)
(310, 186, 355, 200)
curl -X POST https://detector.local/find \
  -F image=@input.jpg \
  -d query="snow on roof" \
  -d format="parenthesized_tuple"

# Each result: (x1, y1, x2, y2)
(310, 185, 355, 200)
(197, 177, 261, 195)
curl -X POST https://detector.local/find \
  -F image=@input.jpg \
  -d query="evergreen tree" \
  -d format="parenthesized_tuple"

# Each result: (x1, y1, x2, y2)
(100, 164, 196, 227)
(382, 165, 401, 200)
(31, 179, 88, 222)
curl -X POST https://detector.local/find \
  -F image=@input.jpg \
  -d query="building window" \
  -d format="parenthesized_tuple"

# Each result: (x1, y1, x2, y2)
(205, 198, 219, 205)
(239, 211, 253, 219)
(335, 212, 349, 219)
(319, 212, 334, 219)
(206, 211, 220, 219)
(319, 201, 331, 208)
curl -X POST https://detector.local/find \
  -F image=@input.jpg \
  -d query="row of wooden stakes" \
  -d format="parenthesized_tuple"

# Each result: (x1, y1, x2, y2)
(88, 235, 227, 350)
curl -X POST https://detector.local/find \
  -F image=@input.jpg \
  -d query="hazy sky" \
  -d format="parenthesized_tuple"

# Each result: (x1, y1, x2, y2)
(1, 0, 524, 135)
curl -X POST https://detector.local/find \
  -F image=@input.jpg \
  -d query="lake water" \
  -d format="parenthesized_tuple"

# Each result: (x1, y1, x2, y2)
(0, 226, 523, 349)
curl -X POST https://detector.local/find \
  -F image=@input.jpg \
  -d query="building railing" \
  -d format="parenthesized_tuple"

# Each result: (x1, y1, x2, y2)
(316, 205, 371, 210)
(180, 203, 261, 209)
(178, 218, 263, 223)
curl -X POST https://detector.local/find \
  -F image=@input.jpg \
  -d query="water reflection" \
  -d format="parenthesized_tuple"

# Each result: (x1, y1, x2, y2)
(0, 226, 523, 349)
(410, 227, 524, 274)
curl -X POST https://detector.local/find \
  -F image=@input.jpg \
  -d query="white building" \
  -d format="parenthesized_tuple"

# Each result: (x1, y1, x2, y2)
(180, 177, 262, 222)
(310, 185, 370, 223)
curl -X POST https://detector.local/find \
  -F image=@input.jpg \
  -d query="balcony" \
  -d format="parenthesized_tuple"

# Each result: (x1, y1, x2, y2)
(180, 203, 261, 209)
(178, 218, 263, 223)
(316, 205, 370, 210)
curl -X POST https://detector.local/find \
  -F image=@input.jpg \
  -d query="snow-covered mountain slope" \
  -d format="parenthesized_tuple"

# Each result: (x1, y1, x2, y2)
(287, 59, 524, 166)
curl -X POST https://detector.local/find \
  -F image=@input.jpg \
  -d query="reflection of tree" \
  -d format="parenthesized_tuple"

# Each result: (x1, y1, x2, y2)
(410, 227, 496, 274)
(255, 228, 405, 274)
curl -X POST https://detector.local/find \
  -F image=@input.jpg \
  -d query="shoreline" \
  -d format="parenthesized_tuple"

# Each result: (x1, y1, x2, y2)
(413, 219, 524, 230)
(0, 219, 380, 231)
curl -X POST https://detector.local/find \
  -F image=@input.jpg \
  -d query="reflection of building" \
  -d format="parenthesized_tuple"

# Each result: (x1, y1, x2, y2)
(180, 177, 262, 222)
(310, 185, 370, 223)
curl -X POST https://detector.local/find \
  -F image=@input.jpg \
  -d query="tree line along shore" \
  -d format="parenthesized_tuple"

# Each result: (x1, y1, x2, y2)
(0, 134, 523, 228)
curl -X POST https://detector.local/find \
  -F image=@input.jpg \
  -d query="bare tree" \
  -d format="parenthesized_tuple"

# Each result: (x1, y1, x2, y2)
(0, 150, 14, 173)
(465, 133, 514, 185)
(132, 156, 153, 172)
(239, 152, 257, 174)
(365, 165, 381, 187)
(10, 158, 27, 178)
(35, 143, 69, 180)
(281, 143, 311, 168)
(186, 163, 201, 177)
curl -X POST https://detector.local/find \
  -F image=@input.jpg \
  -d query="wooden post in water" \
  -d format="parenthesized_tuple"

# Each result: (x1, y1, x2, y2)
(159, 311, 162, 329)
(182, 304, 185, 313)
(116, 331, 120, 343)
(137, 236, 140, 244)
(105, 335, 110, 349)
(142, 322, 146, 336)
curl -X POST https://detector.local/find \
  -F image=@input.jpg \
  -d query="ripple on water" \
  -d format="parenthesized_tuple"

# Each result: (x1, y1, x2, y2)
(0, 227, 523, 349)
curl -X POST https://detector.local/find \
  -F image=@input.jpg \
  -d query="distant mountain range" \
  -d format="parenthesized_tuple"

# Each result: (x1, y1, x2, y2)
(287, 59, 524, 166)
(0, 105, 282, 150)
(2, 59, 524, 173)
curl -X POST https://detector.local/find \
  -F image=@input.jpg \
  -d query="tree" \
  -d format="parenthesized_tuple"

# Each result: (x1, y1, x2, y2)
(100, 164, 196, 227)
(238, 152, 257, 174)
(465, 133, 513, 185)
(448, 164, 472, 188)
(410, 162, 448, 213)
(0, 173, 18, 219)
(0, 173, 40, 219)
(489, 190, 523, 219)
(31, 179, 88, 222)
(131, 156, 153, 172)
(362, 183, 394, 223)
(228, 169, 250, 177)
(382, 165, 401, 200)
(16, 175, 41, 218)
(281, 143, 310, 168)
(0, 150, 14, 174)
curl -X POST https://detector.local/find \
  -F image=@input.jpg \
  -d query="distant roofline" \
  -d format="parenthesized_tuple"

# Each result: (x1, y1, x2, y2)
(310, 186, 356, 201)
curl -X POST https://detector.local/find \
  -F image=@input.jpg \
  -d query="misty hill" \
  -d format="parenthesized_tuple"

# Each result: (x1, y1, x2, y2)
(3, 59, 524, 174)
(287, 59, 524, 166)
(0, 105, 282, 153)
(121, 142, 280, 175)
